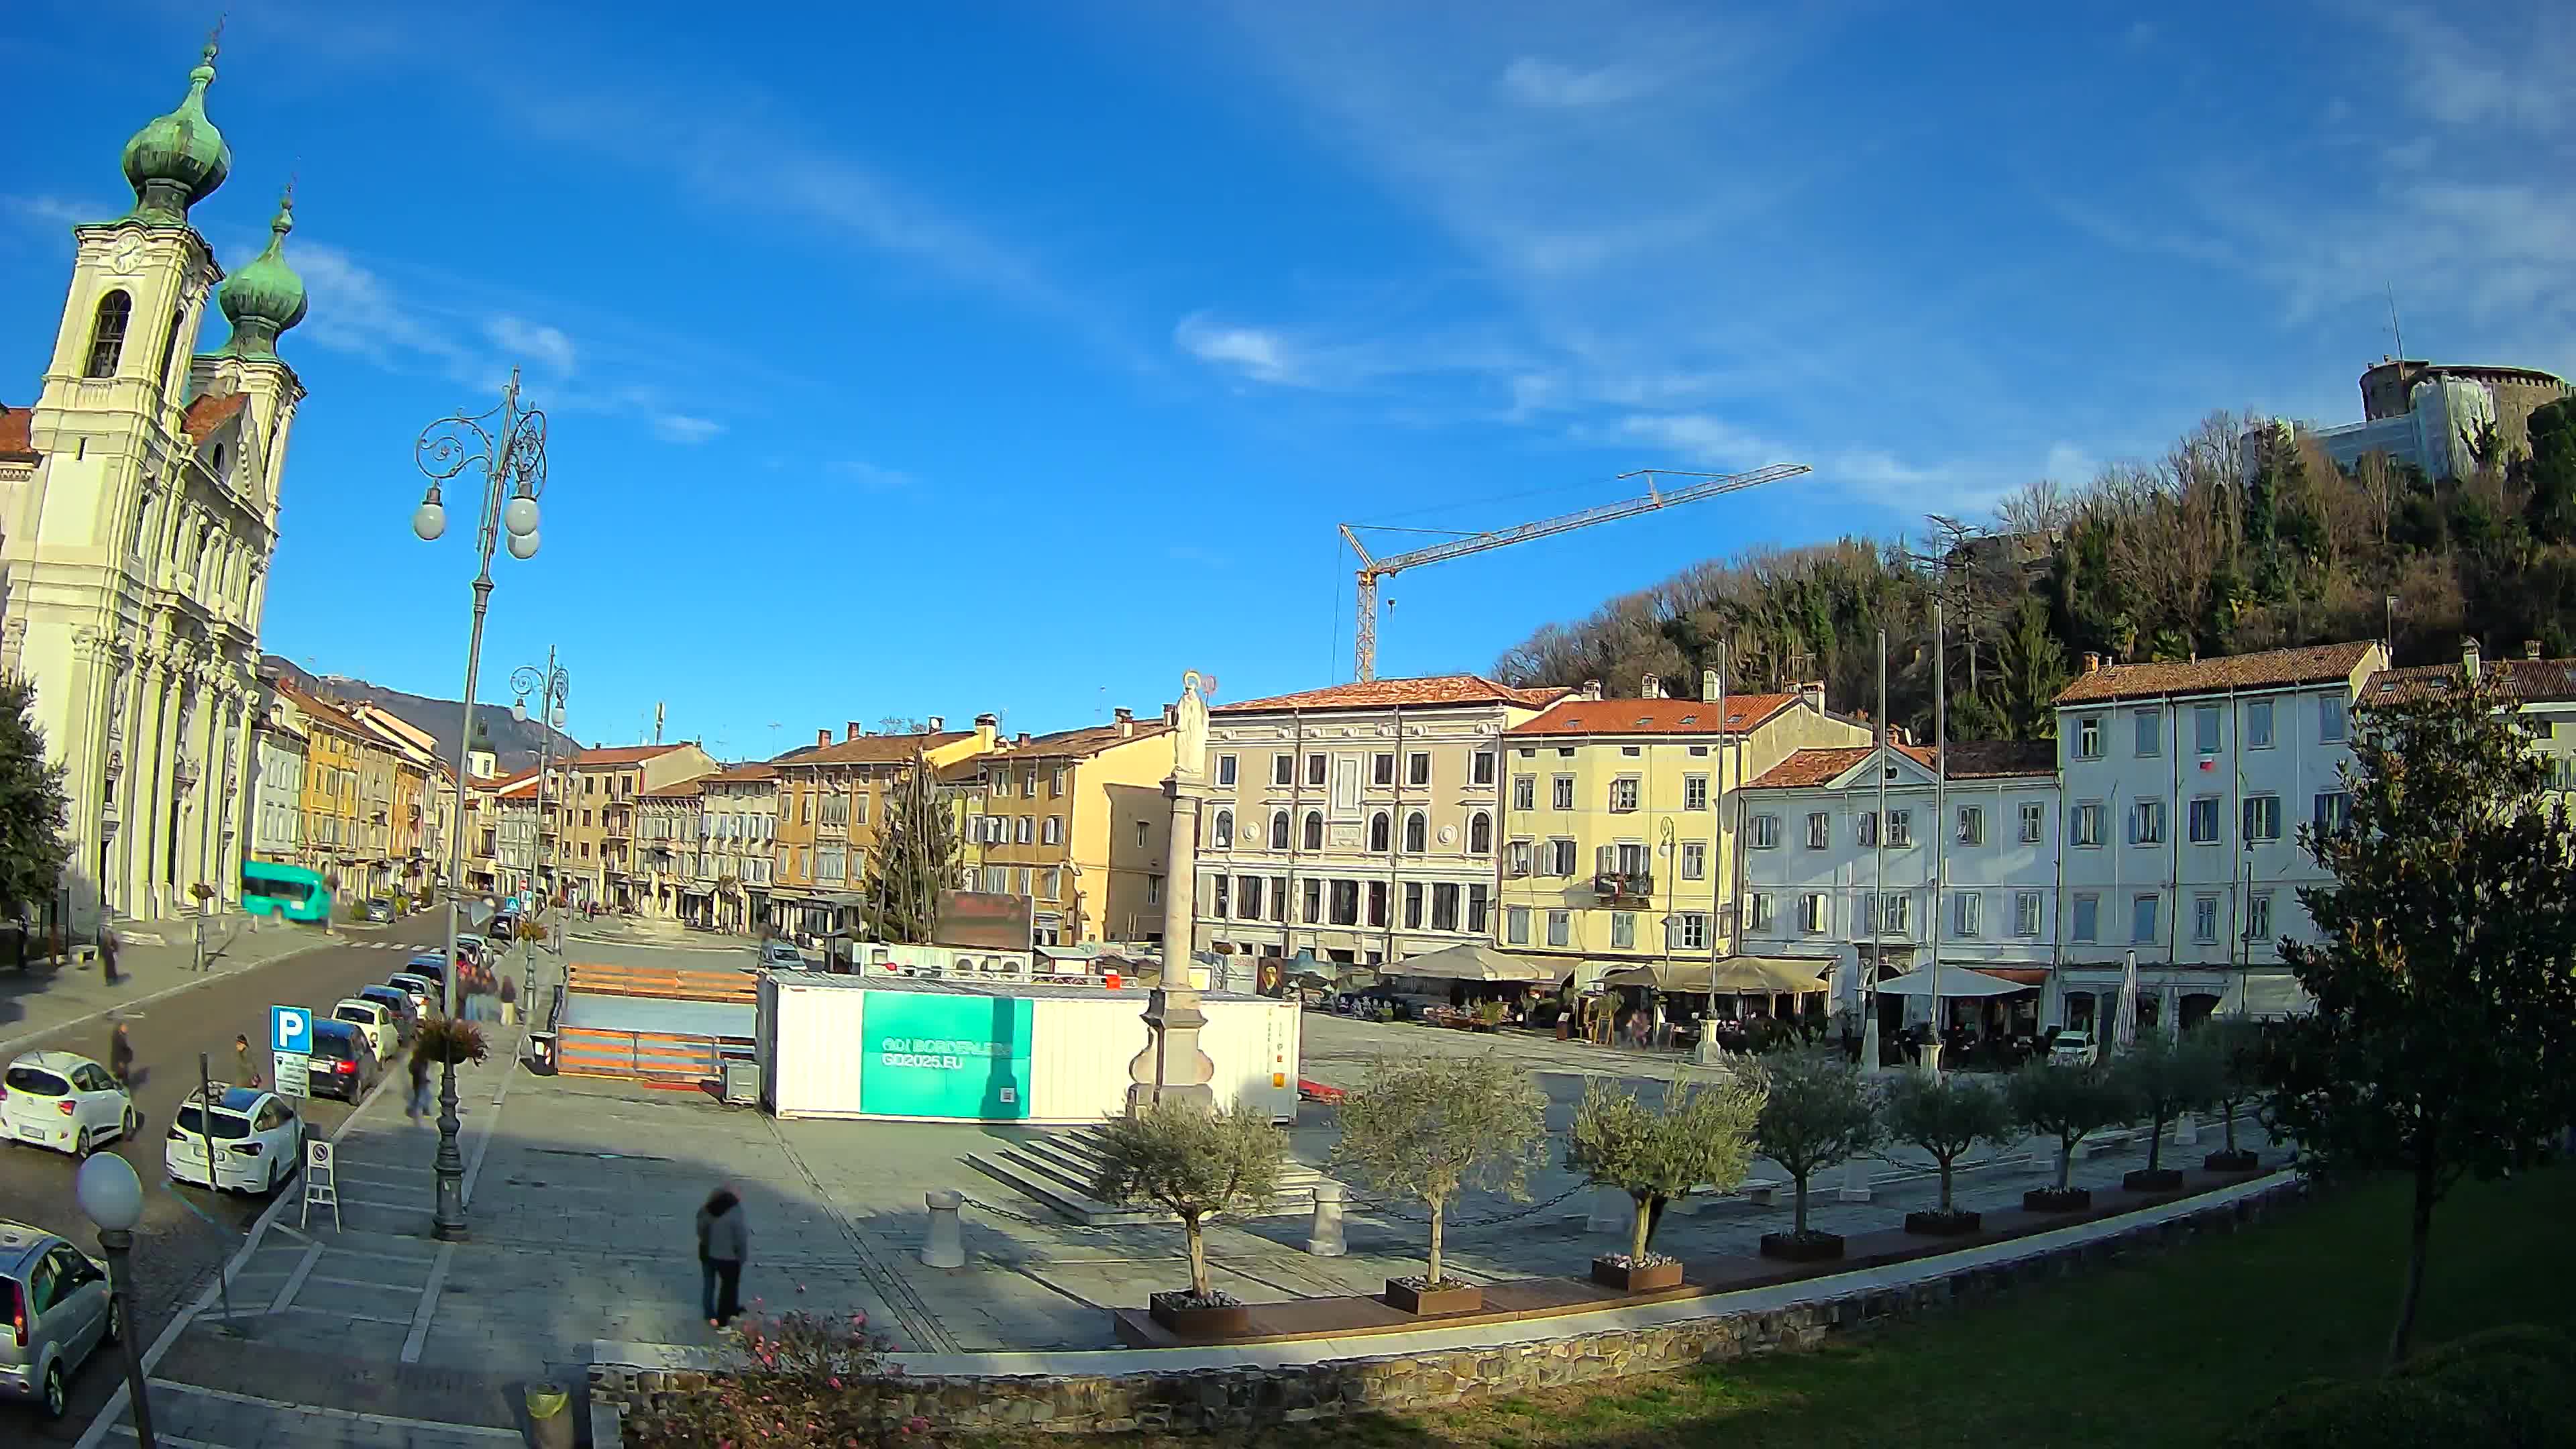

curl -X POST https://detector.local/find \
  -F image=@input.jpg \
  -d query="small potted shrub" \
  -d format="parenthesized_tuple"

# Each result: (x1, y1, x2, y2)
(1090, 1099, 1284, 1336)
(415, 1016, 489, 1067)
(1566, 1067, 1766, 1291)
(2111, 1033, 2219, 1192)
(1331, 1054, 1550, 1316)
(1752, 1049, 1880, 1262)
(1882, 1069, 2015, 1235)
(2198, 1017, 2265, 1172)
(2007, 1061, 2135, 1212)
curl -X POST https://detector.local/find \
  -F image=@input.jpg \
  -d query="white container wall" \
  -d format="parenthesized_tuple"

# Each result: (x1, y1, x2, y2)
(1201, 997, 1300, 1122)
(763, 975, 872, 1119)
(1027, 997, 1145, 1124)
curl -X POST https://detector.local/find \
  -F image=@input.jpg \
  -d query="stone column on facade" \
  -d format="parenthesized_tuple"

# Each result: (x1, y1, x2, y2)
(172, 670, 210, 914)
(103, 645, 141, 922)
(136, 647, 178, 920)
(62, 629, 109, 927)
(219, 692, 254, 904)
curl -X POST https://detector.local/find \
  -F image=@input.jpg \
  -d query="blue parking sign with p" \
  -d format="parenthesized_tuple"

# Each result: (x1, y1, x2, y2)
(272, 1005, 313, 1055)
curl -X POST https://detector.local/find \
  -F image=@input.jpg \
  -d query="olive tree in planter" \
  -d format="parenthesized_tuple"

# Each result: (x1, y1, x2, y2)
(2197, 1016, 2267, 1171)
(1880, 1069, 2015, 1235)
(1089, 1099, 1285, 1336)
(2006, 1061, 2135, 1212)
(1330, 1053, 1550, 1316)
(2110, 1032, 2220, 1191)
(1752, 1048, 1881, 1262)
(1565, 1067, 1767, 1291)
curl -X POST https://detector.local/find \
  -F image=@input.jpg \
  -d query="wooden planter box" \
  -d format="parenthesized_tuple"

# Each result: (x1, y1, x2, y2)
(1147, 1291, 1251, 1338)
(1590, 1256, 1684, 1292)
(2023, 1187, 2092, 1213)
(2123, 1167, 2186, 1192)
(2204, 1149, 2261, 1173)
(1384, 1278, 1484, 1316)
(1758, 1231, 1845, 1263)
(1903, 1209, 1982, 1236)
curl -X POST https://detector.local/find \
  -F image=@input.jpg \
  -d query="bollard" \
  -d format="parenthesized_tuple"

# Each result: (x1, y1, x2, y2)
(1837, 1155, 1873, 1203)
(1586, 1185, 1628, 1234)
(2174, 1111, 2200, 1146)
(1305, 1181, 1346, 1256)
(922, 1190, 966, 1269)
(525, 1381, 573, 1449)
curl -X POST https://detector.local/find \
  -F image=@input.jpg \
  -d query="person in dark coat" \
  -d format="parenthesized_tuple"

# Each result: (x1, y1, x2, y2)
(696, 1185, 749, 1328)
(109, 1022, 136, 1085)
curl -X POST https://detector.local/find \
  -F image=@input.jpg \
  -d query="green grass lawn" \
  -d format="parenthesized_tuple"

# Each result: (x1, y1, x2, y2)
(1034, 1165, 2576, 1449)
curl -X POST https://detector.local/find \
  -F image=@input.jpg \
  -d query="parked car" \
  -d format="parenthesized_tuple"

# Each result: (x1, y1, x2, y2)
(402, 954, 451, 990)
(453, 933, 488, 961)
(2049, 1030, 2100, 1067)
(166, 1086, 304, 1195)
(758, 941, 804, 970)
(489, 914, 517, 942)
(331, 998, 399, 1063)
(386, 973, 438, 1016)
(305, 1021, 381, 1103)
(356, 985, 419, 1044)
(3, 1052, 138, 1159)
(361, 898, 396, 924)
(0, 1222, 117, 1418)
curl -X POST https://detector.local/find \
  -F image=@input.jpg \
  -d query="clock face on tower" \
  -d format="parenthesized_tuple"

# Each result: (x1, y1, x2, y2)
(109, 233, 144, 276)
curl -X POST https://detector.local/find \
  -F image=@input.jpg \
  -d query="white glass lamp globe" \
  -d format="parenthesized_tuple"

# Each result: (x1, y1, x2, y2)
(511, 698, 529, 723)
(506, 530, 539, 561)
(502, 494, 540, 537)
(413, 499, 447, 541)
(76, 1151, 144, 1230)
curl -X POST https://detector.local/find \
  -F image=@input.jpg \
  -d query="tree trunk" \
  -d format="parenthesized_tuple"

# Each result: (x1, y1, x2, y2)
(2146, 1110, 2165, 1171)
(2222, 1099, 2239, 1152)
(1937, 1157, 1954, 1212)
(1630, 1195, 1652, 1262)
(2056, 1139, 2074, 1190)
(1426, 1198, 1446, 1287)
(2385, 1157, 2439, 1370)
(1184, 1214, 1211, 1299)
(1792, 1173, 1811, 1233)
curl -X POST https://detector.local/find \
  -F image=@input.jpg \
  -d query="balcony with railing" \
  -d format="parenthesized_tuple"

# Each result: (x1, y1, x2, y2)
(1593, 870, 1655, 904)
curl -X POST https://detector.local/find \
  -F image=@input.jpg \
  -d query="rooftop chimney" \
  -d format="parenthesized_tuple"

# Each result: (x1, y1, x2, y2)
(973, 712, 1000, 750)
(1016, 732, 1030, 747)
(1801, 680, 1825, 714)
(2463, 637, 2481, 684)
(1641, 673, 1662, 700)
(845, 721, 863, 742)
(1114, 707, 1135, 737)
(1702, 667, 1721, 702)
(816, 728, 831, 748)
(926, 715, 945, 732)
(2082, 651, 2102, 675)
(2526, 640, 2543, 661)
(1580, 679, 1605, 702)
(1162, 703, 1177, 727)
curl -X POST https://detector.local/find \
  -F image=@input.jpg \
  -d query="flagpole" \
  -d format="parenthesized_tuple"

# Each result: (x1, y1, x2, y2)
(1843, 628, 1886, 1203)
(1929, 601, 1947, 1075)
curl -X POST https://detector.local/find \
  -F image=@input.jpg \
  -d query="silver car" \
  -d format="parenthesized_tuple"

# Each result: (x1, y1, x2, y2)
(0, 1222, 117, 1419)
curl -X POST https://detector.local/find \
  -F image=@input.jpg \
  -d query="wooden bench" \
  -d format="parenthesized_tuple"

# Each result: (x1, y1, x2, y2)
(2078, 1126, 2150, 1160)
(1667, 1177, 1786, 1216)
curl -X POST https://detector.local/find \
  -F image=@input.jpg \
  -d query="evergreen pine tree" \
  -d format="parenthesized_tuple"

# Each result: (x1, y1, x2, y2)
(0, 676, 72, 921)
(858, 753, 959, 944)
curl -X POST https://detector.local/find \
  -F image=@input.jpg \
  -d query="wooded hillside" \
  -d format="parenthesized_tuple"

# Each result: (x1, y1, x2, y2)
(1492, 400, 2576, 744)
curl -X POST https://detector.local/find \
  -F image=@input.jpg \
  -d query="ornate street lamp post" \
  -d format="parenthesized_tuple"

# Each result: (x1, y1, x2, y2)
(76, 1153, 155, 1446)
(512, 651, 571, 1018)
(412, 368, 547, 1241)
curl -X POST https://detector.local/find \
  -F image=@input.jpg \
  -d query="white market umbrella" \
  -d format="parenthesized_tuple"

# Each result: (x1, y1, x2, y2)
(2114, 949, 2140, 1054)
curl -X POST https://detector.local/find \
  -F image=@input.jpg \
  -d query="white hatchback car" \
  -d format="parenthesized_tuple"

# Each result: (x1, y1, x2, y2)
(2, 1052, 138, 1159)
(165, 1086, 303, 1195)
(2049, 1030, 2100, 1067)
(331, 998, 399, 1063)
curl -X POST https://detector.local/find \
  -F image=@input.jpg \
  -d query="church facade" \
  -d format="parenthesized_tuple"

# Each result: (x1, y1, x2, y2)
(0, 35, 309, 923)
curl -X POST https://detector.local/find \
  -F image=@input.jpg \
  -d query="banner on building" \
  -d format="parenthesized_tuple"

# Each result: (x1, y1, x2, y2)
(935, 890, 1034, 952)
(859, 991, 1034, 1120)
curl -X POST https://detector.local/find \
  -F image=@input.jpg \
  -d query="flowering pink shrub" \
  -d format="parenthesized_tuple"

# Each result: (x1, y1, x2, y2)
(634, 1308, 930, 1447)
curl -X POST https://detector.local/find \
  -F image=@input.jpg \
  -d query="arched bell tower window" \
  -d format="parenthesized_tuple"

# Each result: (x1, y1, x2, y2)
(86, 290, 133, 378)
(156, 309, 184, 392)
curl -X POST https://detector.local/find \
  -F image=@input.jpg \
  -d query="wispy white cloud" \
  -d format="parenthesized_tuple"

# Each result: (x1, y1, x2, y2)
(486, 315, 578, 376)
(1498, 56, 1658, 108)
(1175, 314, 1308, 386)
(828, 460, 915, 492)
(651, 415, 723, 445)
(2, 195, 108, 230)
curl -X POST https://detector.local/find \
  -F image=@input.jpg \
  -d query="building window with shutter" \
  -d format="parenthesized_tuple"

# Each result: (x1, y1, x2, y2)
(1505, 906, 1529, 945)
(1430, 883, 1459, 930)
(1303, 811, 1324, 850)
(1807, 812, 1831, 849)
(1512, 775, 1535, 810)
(1549, 910, 1572, 947)
(2015, 891, 2043, 937)
(1212, 810, 1232, 849)
(1403, 881, 1424, 928)
(1403, 812, 1427, 853)
(1680, 841, 1706, 879)
(1683, 775, 1709, 810)
(1409, 753, 1432, 786)
(1608, 777, 1640, 812)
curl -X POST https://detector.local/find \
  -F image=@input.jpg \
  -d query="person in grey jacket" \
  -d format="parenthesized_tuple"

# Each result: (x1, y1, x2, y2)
(696, 1186, 749, 1328)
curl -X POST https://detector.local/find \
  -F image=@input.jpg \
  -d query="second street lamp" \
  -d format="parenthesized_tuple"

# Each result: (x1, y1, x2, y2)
(511, 651, 572, 1020)
(413, 366, 549, 1242)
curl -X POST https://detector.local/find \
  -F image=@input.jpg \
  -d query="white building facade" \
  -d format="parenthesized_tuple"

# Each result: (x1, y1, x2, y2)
(248, 702, 304, 865)
(2051, 641, 2387, 1030)
(0, 41, 308, 922)
(1739, 740, 2059, 1034)
(1191, 676, 1564, 964)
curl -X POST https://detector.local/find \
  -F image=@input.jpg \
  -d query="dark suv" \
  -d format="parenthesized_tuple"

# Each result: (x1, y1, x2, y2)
(306, 1021, 380, 1102)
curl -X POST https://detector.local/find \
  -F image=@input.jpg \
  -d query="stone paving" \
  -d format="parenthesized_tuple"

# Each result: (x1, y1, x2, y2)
(83, 943, 2282, 1446)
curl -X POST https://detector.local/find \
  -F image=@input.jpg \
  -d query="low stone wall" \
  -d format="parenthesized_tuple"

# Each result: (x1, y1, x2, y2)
(594, 1177, 2306, 1437)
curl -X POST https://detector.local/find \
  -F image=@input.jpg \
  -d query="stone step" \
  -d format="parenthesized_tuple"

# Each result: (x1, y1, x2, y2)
(964, 1128, 1331, 1226)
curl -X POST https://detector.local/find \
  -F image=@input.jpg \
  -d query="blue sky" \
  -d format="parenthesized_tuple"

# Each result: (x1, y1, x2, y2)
(4, 1, 2571, 761)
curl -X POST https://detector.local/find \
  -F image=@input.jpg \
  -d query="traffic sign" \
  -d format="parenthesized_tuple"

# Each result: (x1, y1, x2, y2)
(273, 1051, 310, 1099)
(271, 1005, 313, 1055)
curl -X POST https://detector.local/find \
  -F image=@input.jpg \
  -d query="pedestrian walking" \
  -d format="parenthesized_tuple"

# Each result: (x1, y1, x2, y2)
(109, 1022, 135, 1087)
(406, 1044, 435, 1126)
(235, 1033, 262, 1087)
(499, 973, 519, 1026)
(100, 928, 120, 984)
(696, 1185, 749, 1329)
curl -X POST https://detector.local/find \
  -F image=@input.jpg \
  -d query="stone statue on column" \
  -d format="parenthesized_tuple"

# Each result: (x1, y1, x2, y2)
(1129, 669, 1218, 1114)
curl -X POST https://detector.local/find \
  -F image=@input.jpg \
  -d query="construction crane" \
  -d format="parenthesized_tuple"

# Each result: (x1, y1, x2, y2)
(1340, 463, 1811, 682)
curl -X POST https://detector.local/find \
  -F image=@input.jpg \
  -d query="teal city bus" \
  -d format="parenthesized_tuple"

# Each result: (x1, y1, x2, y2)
(241, 861, 333, 924)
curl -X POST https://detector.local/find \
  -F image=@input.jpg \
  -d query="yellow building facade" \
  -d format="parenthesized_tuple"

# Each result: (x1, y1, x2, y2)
(963, 709, 1174, 945)
(1496, 676, 1868, 981)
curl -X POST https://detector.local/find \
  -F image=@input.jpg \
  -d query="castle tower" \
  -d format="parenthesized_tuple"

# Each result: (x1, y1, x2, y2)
(0, 32, 309, 923)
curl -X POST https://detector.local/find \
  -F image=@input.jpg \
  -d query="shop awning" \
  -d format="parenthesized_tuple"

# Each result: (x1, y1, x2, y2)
(1383, 943, 1554, 982)
(1872, 967, 2034, 998)
(1601, 956, 1834, 995)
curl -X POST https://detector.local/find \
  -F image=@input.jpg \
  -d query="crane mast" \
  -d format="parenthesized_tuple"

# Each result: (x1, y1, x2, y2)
(1343, 462, 1810, 682)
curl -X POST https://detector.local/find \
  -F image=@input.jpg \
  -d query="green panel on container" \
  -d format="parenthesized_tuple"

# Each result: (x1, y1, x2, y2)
(859, 991, 1034, 1120)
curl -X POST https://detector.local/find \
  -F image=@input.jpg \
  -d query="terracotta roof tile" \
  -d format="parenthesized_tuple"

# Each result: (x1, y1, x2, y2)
(2367, 657, 2576, 705)
(642, 779, 704, 799)
(779, 731, 973, 767)
(0, 403, 36, 460)
(1745, 739, 2048, 788)
(985, 720, 1172, 761)
(1507, 694, 1798, 737)
(1214, 674, 1568, 714)
(1748, 745, 1929, 789)
(2053, 641, 2379, 706)
(567, 743, 693, 768)
(181, 392, 248, 440)
(710, 762, 778, 782)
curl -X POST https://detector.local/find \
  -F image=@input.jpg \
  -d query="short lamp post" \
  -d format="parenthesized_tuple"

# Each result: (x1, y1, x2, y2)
(75, 1152, 156, 1448)
(511, 651, 570, 1016)
(413, 366, 549, 1242)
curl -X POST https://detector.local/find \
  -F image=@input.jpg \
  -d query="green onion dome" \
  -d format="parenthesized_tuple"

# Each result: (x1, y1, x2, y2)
(120, 38, 231, 226)
(213, 187, 307, 360)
